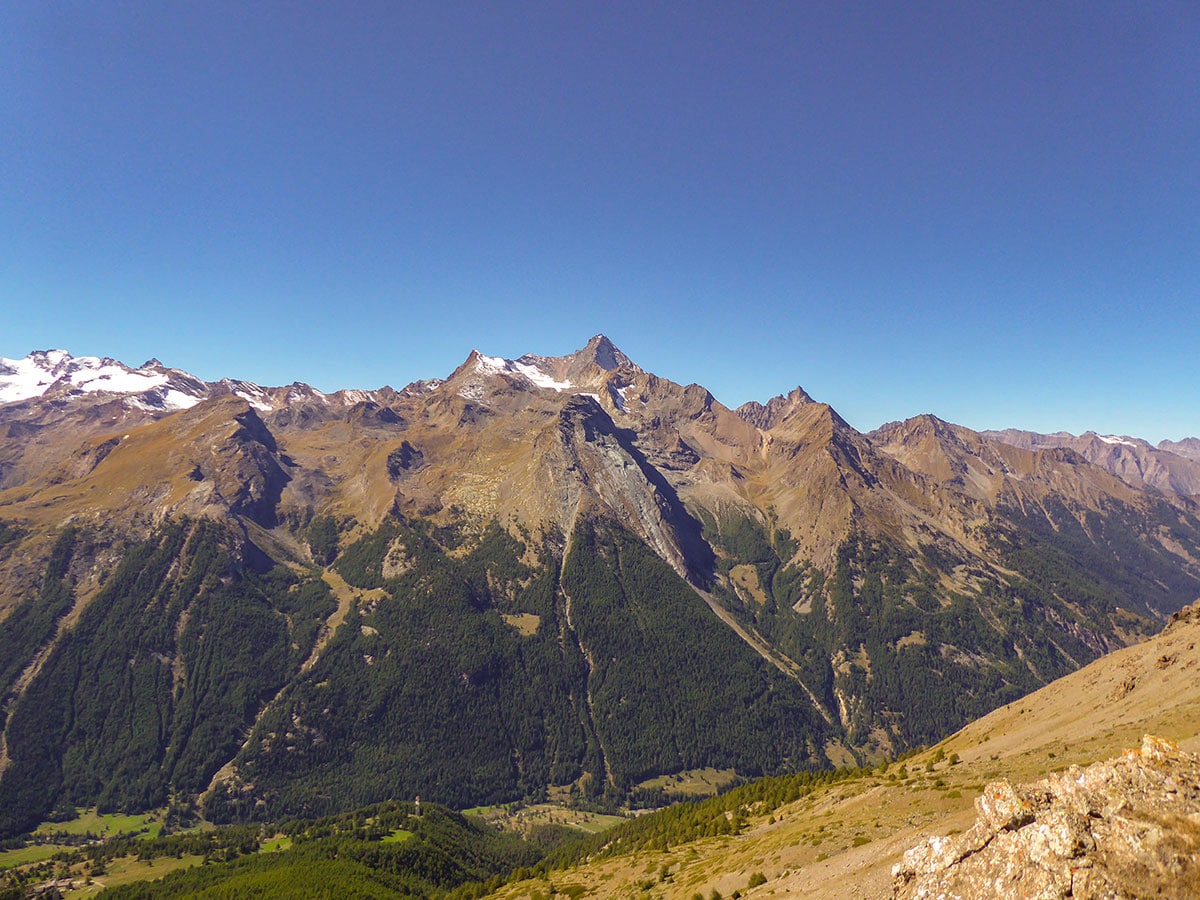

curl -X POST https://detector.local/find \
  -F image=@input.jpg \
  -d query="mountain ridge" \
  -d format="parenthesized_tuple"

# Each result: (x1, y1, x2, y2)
(1, 336, 1198, 836)
(6, 345, 1194, 470)
(981, 427, 1200, 498)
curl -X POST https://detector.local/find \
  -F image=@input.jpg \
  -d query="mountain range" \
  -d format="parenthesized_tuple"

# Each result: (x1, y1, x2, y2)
(0, 337, 1197, 839)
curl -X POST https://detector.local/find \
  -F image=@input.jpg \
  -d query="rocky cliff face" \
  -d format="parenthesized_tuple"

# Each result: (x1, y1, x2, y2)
(2, 337, 1200, 831)
(893, 735, 1200, 899)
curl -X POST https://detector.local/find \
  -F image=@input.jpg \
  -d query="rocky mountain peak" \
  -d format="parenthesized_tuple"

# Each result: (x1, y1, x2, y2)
(581, 333, 628, 371)
(1160, 437, 1200, 463)
(734, 385, 815, 430)
(4, 335, 1200, 856)
(871, 413, 953, 441)
(444, 337, 641, 404)
(560, 334, 639, 386)
(0, 349, 205, 410)
(984, 428, 1200, 498)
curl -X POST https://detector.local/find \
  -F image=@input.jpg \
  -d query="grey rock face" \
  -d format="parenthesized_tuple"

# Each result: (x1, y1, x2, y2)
(893, 735, 1200, 899)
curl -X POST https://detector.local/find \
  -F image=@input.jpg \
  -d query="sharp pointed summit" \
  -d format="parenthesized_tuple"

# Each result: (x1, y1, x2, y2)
(2, 334, 1200, 845)
(560, 334, 638, 385)
(734, 385, 816, 430)
(579, 333, 631, 371)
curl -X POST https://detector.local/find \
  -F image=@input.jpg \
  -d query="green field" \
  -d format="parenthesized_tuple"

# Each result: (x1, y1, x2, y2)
(2, 808, 165, 874)
(260, 836, 294, 853)
(35, 809, 161, 840)
(64, 854, 204, 896)
(0, 843, 66, 868)
(379, 829, 413, 844)
(637, 767, 740, 798)
(466, 802, 627, 836)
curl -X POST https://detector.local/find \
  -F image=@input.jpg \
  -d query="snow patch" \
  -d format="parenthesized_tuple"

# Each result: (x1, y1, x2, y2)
(235, 391, 274, 412)
(223, 380, 274, 412)
(473, 353, 509, 377)
(0, 350, 219, 413)
(36, 349, 71, 367)
(1097, 435, 1138, 448)
(69, 361, 172, 395)
(0, 353, 65, 403)
(162, 389, 201, 410)
(0, 350, 344, 413)
(610, 384, 628, 412)
(130, 386, 202, 411)
(514, 361, 573, 391)
(1, 350, 208, 407)
(472, 353, 574, 391)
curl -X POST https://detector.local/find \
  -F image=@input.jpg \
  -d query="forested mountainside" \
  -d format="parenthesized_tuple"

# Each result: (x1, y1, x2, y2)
(1, 337, 1198, 837)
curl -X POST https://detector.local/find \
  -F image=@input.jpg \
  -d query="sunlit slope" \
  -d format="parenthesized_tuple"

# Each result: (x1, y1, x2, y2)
(488, 603, 1200, 899)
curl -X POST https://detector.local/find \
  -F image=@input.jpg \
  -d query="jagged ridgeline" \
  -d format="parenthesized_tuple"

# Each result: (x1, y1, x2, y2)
(208, 515, 825, 823)
(2, 338, 1200, 839)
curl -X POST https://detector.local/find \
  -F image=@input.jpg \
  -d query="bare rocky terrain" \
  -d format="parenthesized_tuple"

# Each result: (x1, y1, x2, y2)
(893, 735, 1200, 899)
(980, 427, 1200, 498)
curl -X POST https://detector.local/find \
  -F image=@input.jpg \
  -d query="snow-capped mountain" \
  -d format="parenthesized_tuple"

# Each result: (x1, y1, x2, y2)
(448, 336, 640, 406)
(0, 336, 642, 420)
(2, 334, 1200, 841)
(0, 350, 208, 410)
(0, 350, 380, 415)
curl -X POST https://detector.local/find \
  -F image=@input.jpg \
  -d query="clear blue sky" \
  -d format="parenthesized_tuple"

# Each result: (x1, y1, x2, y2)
(3, 2, 1197, 441)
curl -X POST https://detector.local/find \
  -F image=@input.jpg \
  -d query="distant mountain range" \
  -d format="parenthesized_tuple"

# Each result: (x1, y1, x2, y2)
(1, 337, 1198, 837)
(4, 346, 1196, 500)
(979, 427, 1200, 497)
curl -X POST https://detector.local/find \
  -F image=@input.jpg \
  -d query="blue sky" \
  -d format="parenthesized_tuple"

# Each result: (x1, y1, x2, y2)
(3, 2, 1197, 441)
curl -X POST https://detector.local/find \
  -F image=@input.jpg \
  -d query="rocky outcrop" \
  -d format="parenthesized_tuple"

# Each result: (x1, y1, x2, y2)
(893, 735, 1200, 899)
(1164, 599, 1200, 635)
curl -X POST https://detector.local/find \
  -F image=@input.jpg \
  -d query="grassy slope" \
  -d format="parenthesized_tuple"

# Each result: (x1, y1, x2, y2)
(489, 608, 1200, 899)
(66, 856, 206, 898)
(35, 810, 162, 840)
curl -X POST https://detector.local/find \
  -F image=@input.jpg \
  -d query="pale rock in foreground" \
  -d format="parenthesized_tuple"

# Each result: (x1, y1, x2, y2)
(893, 735, 1200, 899)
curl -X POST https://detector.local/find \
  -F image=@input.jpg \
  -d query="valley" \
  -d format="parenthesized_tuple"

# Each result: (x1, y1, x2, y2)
(0, 337, 1198, 897)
